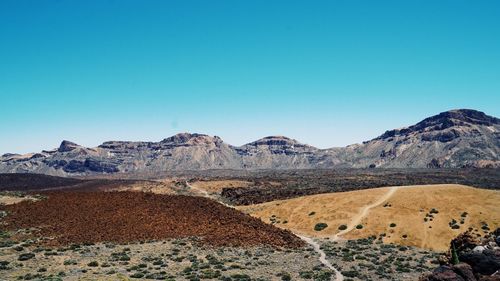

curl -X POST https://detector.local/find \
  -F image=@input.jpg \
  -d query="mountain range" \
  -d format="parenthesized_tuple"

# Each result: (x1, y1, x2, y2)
(1, 109, 499, 176)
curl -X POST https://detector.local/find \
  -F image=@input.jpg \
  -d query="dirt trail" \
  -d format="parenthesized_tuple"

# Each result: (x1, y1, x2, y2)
(332, 186, 400, 240)
(298, 235, 344, 281)
(186, 181, 345, 281)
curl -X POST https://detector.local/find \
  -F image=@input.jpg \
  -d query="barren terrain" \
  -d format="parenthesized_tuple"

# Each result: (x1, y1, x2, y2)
(0, 191, 302, 248)
(239, 184, 500, 251)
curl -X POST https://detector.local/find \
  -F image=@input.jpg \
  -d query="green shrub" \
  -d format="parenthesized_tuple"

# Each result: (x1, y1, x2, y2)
(299, 271, 313, 279)
(130, 272, 145, 278)
(18, 253, 35, 261)
(279, 272, 291, 281)
(314, 223, 328, 231)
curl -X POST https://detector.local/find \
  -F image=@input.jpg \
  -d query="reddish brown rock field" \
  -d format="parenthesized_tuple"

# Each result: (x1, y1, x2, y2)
(0, 191, 303, 248)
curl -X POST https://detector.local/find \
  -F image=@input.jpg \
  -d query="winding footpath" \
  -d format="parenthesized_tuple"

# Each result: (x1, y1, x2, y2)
(332, 186, 400, 241)
(185, 181, 400, 281)
(298, 235, 344, 281)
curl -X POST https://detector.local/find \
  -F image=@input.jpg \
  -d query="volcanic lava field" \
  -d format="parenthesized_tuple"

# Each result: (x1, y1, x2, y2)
(0, 171, 499, 281)
(0, 191, 302, 248)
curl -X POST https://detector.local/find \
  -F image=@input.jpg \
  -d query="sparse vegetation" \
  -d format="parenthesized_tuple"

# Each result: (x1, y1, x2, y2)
(314, 223, 328, 231)
(18, 253, 35, 261)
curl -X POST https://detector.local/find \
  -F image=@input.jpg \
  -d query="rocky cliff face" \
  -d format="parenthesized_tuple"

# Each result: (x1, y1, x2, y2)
(342, 109, 500, 168)
(0, 109, 498, 176)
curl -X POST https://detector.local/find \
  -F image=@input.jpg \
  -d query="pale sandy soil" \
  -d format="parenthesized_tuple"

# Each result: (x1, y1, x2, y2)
(108, 181, 178, 195)
(239, 184, 500, 251)
(0, 195, 38, 205)
(188, 180, 255, 193)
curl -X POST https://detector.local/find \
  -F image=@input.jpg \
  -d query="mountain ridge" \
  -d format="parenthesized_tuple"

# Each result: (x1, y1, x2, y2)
(1, 109, 498, 175)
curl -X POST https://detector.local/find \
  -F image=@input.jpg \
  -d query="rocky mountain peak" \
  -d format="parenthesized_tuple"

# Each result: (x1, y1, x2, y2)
(246, 136, 308, 147)
(58, 140, 81, 152)
(161, 133, 223, 146)
(374, 109, 499, 141)
(415, 109, 499, 128)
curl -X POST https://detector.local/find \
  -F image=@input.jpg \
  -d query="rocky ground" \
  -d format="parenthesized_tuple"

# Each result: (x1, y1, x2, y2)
(319, 237, 442, 281)
(0, 237, 331, 281)
(0, 191, 302, 248)
(213, 169, 500, 205)
(420, 228, 500, 281)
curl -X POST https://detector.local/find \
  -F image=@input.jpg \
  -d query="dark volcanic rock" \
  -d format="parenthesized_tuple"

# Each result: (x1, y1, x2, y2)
(459, 250, 500, 276)
(421, 265, 466, 281)
(423, 229, 500, 281)
(377, 109, 500, 141)
(420, 263, 476, 281)
(62, 158, 119, 173)
(58, 140, 80, 152)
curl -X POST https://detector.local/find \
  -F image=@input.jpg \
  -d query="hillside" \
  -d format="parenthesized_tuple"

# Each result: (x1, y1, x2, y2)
(0, 109, 498, 175)
(238, 184, 500, 251)
(342, 109, 500, 168)
(0, 191, 303, 248)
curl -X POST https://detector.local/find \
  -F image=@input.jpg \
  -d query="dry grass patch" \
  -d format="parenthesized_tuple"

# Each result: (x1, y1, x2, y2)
(240, 184, 500, 251)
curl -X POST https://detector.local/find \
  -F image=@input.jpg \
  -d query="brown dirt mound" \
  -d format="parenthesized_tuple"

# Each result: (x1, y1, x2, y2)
(0, 191, 303, 248)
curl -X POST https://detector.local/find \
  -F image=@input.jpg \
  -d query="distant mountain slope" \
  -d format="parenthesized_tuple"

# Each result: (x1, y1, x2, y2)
(342, 109, 500, 168)
(0, 109, 498, 175)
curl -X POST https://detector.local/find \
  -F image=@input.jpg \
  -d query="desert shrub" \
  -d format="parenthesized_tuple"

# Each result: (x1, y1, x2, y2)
(18, 253, 35, 261)
(200, 269, 221, 279)
(0, 240, 15, 248)
(130, 272, 145, 278)
(389, 223, 396, 228)
(338, 224, 348, 230)
(230, 274, 251, 281)
(110, 251, 130, 261)
(356, 224, 363, 229)
(314, 270, 333, 281)
(0, 260, 10, 270)
(342, 271, 360, 278)
(308, 212, 316, 216)
(299, 271, 313, 279)
(146, 272, 167, 279)
(64, 259, 77, 265)
(87, 261, 99, 267)
(278, 272, 291, 281)
(314, 223, 328, 231)
(430, 208, 439, 214)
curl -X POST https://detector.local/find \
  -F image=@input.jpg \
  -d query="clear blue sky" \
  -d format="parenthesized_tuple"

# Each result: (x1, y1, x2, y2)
(1, 0, 499, 154)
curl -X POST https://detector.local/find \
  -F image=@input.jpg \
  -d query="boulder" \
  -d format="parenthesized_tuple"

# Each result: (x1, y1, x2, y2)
(452, 263, 476, 281)
(420, 266, 465, 281)
(459, 249, 500, 276)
